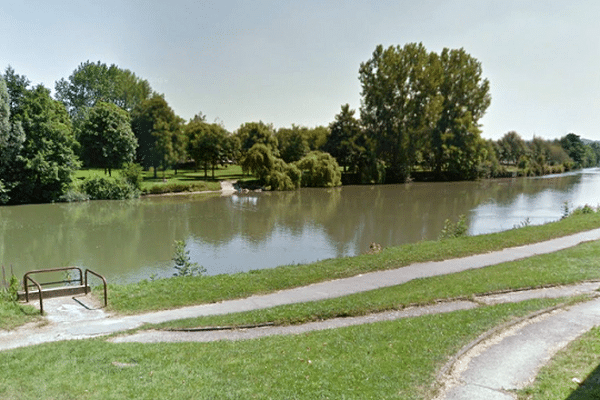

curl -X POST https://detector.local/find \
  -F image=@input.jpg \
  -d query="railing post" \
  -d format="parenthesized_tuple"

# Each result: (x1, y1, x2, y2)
(85, 269, 108, 307)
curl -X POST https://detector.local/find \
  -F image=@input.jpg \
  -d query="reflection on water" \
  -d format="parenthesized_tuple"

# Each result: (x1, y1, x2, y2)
(1, 168, 599, 282)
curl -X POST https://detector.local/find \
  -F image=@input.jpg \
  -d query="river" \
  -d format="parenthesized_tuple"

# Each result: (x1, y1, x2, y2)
(1, 168, 599, 283)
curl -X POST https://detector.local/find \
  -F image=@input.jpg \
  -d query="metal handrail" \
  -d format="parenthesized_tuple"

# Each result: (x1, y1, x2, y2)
(23, 267, 83, 295)
(23, 274, 44, 314)
(85, 269, 108, 307)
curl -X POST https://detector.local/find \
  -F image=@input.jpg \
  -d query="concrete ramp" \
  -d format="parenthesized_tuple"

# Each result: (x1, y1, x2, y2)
(25, 294, 108, 323)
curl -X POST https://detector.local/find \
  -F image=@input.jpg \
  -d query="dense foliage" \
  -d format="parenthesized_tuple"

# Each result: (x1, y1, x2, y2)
(78, 102, 138, 176)
(0, 71, 79, 204)
(1, 46, 599, 204)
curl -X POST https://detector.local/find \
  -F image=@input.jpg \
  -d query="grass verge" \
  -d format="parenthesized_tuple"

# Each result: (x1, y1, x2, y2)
(106, 211, 600, 314)
(147, 238, 600, 330)
(0, 302, 40, 330)
(0, 298, 569, 400)
(517, 325, 600, 399)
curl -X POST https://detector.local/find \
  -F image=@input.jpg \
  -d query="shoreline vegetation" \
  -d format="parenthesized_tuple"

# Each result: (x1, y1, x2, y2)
(3, 51, 600, 205)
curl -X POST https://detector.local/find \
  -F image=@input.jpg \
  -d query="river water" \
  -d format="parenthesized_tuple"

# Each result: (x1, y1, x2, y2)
(1, 168, 599, 283)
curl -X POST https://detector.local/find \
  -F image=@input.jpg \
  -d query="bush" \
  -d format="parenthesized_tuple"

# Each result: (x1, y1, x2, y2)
(0, 274, 20, 303)
(120, 162, 143, 191)
(81, 176, 140, 200)
(439, 215, 468, 240)
(172, 240, 206, 277)
(296, 151, 342, 187)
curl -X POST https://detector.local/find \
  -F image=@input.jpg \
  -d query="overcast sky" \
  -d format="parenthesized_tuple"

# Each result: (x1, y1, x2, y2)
(2, 0, 599, 141)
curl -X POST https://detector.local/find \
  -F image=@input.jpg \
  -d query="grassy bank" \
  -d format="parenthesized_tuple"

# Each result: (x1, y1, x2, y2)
(147, 238, 600, 330)
(0, 298, 570, 400)
(107, 210, 600, 314)
(74, 165, 247, 195)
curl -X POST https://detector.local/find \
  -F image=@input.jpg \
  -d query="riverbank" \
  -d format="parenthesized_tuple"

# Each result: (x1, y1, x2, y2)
(3, 219, 600, 398)
(106, 209, 600, 314)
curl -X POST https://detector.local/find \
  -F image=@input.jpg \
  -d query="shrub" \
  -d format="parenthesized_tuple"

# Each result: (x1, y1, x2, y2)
(172, 240, 205, 277)
(0, 274, 20, 303)
(296, 151, 342, 187)
(120, 162, 143, 191)
(439, 215, 468, 240)
(81, 176, 139, 200)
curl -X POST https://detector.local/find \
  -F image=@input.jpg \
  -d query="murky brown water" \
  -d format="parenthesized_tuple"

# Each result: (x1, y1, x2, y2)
(1, 169, 599, 283)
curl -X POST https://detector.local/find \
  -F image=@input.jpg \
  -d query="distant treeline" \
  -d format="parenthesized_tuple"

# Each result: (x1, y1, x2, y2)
(0, 43, 597, 204)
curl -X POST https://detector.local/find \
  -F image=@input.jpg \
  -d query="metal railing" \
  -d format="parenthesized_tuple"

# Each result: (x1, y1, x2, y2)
(85, 269, 108, 307)
(22, 267, 107, 314)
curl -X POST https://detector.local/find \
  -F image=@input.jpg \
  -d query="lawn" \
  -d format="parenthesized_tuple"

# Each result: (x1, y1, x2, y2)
(0, 298, 570, 400)
(73, 164, 251, 194)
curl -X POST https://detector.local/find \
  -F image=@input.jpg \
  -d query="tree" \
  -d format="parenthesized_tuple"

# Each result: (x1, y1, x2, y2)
(3, 66, 30, 117)
(0, 77, 25, 203)
(498, 131, 528, 165)
(55, 60, 152, 120)
(305, 125, 329, 151)
(359, 43, 444, 182)
(430, 47, 491, 180)
(79, 102, 138, 176)
(296, 151, 342, 187)
(325, 104, 364, 171)
(240, 143, 300, 190)
(235, 121, 278, 157)
(131, 94, 185, 177)
(8, 84, 80, 203)
(559, 133, 585, 168)
(186, 120, 231, 179)
(276, 125, 309, 163)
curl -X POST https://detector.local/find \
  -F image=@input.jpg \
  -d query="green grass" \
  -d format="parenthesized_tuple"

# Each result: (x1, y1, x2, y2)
(106, 211, 600, 314)
(0, 302, 40, 330)
(147, 238, 600, 330)
(74, 165, 250, 195)
(518, 326, 600, 399)
(0, 298, 569, 400)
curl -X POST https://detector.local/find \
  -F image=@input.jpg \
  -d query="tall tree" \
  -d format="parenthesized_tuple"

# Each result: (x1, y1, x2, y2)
(9, 84, 79, 203)
(235, 121, 278, 157)
(325, 104, 363, 171)
(3, 66, 30, 117)
(130, 94, 185, 177)
(79, 102, 138, 176)
(559, 133, 585, 168)
(359, 43, 443, 182)
(186, 120, 231, 179)
(276, 125, 310, 163)
(0, 77, 25, 203)
(55, 60, 152, 120)
(430, 47, 491, 179)
(498, 131, 528, 165)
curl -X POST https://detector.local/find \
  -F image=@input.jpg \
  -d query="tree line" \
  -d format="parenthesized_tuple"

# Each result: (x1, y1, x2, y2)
(1, 44, 598, 204)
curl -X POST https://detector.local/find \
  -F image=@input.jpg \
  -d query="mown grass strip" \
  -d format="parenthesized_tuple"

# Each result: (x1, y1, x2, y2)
(147, 239, 600, 330)
(105, 212, 600, 314)
(0, 298, 569, 400)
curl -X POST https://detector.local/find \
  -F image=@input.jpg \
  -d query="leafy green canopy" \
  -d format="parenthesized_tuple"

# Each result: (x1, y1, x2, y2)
(1, 69, 79, 204)
(131, 94, 185, 177)
(186, 120, 235, 179)
(55, 60, 152, 120)
(79, 102, 138, 176)
(359, 43, 491, 182)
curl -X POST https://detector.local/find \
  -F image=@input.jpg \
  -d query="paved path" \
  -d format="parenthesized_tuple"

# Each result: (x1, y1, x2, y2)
(435, 296, 600, 400)
(2, 228, 600, 399)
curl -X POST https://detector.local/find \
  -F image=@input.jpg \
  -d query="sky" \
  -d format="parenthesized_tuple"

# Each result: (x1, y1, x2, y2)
(1, 0, 599, 141)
